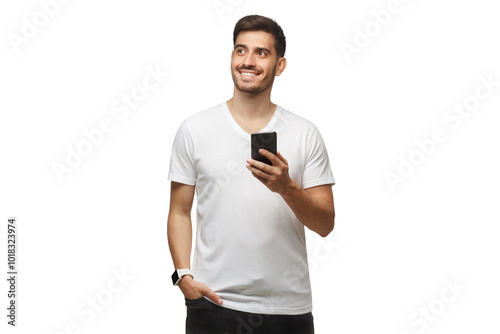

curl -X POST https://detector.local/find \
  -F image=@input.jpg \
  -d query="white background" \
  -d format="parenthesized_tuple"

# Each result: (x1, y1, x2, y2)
(1, 0, 499, 333)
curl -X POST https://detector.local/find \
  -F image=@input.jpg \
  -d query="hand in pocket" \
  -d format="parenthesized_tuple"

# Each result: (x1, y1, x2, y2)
(178, 275, 223, 305)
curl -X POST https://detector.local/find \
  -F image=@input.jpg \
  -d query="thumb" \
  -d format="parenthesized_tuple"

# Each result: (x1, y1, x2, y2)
(203, 286, 223, 305)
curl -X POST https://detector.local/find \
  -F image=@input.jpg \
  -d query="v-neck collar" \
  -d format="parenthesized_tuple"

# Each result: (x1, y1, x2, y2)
(223, 101, 282, 139)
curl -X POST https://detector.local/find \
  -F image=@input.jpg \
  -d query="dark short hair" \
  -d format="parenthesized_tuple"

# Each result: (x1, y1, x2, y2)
(233, 15, 286, 58)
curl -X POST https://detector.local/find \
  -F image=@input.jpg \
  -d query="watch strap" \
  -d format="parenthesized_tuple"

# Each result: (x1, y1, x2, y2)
(172, 268, 193, 286)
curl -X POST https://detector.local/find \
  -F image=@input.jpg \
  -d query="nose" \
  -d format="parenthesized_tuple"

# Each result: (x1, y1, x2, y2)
(242, 52, 257, 68)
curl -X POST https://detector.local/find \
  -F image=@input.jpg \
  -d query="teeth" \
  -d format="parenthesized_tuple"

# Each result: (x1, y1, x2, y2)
(241, 72, 257, 77)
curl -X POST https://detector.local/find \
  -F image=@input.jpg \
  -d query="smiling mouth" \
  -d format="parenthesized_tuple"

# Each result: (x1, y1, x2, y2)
(238, 71, 261, 78)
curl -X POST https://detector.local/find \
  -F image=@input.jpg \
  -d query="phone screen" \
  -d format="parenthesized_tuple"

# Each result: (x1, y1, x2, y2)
(251, 131, 277, 166)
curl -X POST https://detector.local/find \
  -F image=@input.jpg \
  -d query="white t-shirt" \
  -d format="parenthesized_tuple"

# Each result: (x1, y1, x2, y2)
(168, 102, 335, 315)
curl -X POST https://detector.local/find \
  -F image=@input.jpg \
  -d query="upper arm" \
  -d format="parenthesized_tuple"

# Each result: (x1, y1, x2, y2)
(169, 181, 195, 216)
(304, 184, 334, 208)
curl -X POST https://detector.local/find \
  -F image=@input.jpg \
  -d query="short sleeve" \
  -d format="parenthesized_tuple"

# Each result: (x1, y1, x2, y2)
(302, 126, 335, 189)
(168, 120, 196, 185)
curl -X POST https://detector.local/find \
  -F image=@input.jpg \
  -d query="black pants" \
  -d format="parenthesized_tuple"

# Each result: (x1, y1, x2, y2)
(185, 297, 314, 334)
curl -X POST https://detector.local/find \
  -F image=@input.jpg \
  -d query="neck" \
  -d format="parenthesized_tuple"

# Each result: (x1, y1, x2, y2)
(226, 87, 276, 119)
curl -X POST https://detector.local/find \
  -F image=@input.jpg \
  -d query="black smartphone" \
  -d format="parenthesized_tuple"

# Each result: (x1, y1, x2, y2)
(251, 131, 277, 166)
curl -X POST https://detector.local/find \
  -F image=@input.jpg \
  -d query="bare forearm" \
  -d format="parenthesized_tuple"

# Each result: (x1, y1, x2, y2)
(281, 181, 335, 237)
(167, 212, 192, 269)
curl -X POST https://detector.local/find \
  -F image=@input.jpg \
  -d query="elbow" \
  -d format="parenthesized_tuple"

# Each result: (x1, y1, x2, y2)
(319, 229, 332, 238)
(319, 217, 335, 238)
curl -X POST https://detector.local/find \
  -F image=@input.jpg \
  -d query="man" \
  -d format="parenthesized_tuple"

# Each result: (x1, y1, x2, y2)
(167, 14, 335, 334)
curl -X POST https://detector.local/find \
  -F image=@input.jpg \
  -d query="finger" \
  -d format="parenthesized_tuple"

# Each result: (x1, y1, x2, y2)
(277, 150, 287, 164)
(203, 286, 223, 305)
(259, 149, 280, 166)
(246, 161, 270, 177)
(252, 172, 267, 184)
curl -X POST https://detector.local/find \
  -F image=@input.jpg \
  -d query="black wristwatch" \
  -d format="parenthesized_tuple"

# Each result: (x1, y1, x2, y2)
(171, 268, 193, 286)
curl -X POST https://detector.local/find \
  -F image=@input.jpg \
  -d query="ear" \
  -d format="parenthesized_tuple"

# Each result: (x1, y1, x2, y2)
(275, 57, 287, 76)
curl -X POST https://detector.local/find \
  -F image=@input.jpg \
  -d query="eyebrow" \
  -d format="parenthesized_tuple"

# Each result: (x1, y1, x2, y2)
(235, 44, 272, 54)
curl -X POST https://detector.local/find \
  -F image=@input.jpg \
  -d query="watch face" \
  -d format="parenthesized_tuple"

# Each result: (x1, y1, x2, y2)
(171, 270, 179, 285)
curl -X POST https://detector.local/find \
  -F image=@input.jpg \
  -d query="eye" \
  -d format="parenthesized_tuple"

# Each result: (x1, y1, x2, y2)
(236, 49, 245, 54)
(258, 51, 266, 56)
